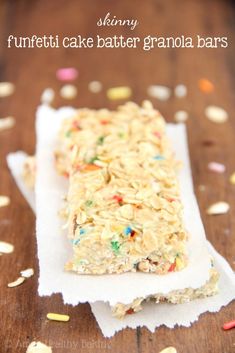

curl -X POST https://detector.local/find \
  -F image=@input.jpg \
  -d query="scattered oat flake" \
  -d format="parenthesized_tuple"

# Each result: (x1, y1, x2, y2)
(174, 84, 187, 98)
(20, 268, 34, 278)
(88, 80, 102, 93)
(56, 67, 78, 81)
(205, 106, 228, 123)
(60, 84, 77, 100)
(0, 116, 15, 131)
(207, 201, 229, 215)
(26, 341, 52, 353)
(199, 78, 214, 93)
(0, 241, 14, 254)
(41, 88, 55, 105)
(229, 172, 235, 185)
(8, 276, 25, 288)
(147, 85, 171, 101)
(198, 185, 206, 192)
(208, 162, 226, 173)
(0, 195, 10, 208)
(107, 86, 132, 100)
(223, 320, 235, 331)
(0, 82, 15, 97)
(159, 347, 177, 353)
(47, 313, 70, 322)
(174, 110, 188, 123)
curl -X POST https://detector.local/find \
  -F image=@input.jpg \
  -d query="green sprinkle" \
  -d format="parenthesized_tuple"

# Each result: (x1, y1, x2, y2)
(65, 130, 72, 138)
(111, 240, 120, 254)
(97, 136, 105, 145)
(118, 132, 125, 138)
(85, 200, 93, 207)
(89, 156, 99, 164)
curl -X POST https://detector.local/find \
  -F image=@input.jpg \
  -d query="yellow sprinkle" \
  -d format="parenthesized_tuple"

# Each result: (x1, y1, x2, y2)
(229, 172, 235, 185)
(47, 313, 70, 322)
(107, 86, 132, 100)
(175, 257, 184, 270)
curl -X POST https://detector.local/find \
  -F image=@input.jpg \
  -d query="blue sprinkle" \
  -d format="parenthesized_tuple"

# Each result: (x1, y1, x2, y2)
(124, 226, 132, 236)
(153, 155, 165, 161)
(80, 228, 85, 235)
(73, 238, 80, 245)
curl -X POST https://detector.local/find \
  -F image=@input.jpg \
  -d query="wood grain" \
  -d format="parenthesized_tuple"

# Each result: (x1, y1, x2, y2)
(0, 0, 235, 352)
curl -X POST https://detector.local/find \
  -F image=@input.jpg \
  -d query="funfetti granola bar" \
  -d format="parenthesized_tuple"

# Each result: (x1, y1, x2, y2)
(54, 101, 189, 275)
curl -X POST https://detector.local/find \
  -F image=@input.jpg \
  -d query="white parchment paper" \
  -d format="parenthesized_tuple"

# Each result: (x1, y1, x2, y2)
(7, 126, 235, 338)
(34, 105, 212, 305)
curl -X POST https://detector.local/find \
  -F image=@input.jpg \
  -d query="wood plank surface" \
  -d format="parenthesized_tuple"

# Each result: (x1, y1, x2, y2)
(0, 0, 235, 352)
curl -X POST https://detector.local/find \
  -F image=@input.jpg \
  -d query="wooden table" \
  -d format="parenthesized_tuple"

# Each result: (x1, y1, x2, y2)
(0, 0, 235, 352)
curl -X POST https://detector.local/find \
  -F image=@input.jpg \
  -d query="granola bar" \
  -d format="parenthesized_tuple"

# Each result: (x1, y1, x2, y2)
(55, 101, 189, 275)
(112, 266, 219, 318)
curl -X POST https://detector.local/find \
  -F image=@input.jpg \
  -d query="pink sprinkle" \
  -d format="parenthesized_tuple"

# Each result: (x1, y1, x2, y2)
(208, 162, 226, 173)
(56, 68, 78, 81)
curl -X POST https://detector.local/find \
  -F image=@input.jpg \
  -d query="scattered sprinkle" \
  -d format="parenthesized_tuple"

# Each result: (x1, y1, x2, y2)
(159, 347, 177, 353)
(207, 201, 230, 215)
(47, 313, 70, 322)
(60, 84, 77, 100)
(56, 67, 78, 81)
(26, 341, 52, 353)
(174, 84, 187, 98)
(208, 162, 226, 173)
(0, 116, 15, 131)
(174, 110, 188, 123)
(205, 106, 228, 123)
(147, 85, 171, 101)
(199, 78, 214, 93)
(20, 268, 34, 278)
(229, 172, 235, 185)
(8, 276, 25, 288)
(41, 88, 55, 105)
(223, 320, 235, 331)
(0, 82, 15, 97)
(0, 241, 14, 254)
(0, 195, 10, 208)
(88, 80, 102, 93)
(107, 86, 132, 100)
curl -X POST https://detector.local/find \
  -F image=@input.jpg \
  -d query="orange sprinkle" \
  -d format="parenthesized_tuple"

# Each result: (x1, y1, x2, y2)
(82, 164, 101, 172)
(168, 261, 176, 272)
(198, 79, 214, 93)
